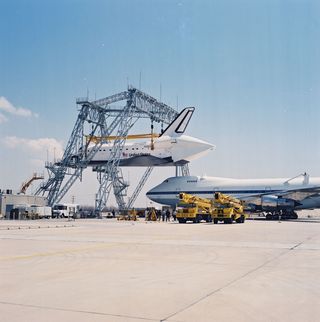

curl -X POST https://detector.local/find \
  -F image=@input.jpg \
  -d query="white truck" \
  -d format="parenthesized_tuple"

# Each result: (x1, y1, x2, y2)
(33, 206, 52, 219)
(52, 204, 79, 218)
(10, 205, 52, 219)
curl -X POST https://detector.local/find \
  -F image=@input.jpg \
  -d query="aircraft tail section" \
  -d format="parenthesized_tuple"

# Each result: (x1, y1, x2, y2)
(160, 107, 195, 138)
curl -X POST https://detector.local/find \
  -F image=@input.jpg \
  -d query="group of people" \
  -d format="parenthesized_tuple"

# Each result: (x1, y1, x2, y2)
(145, 208, 177, 222)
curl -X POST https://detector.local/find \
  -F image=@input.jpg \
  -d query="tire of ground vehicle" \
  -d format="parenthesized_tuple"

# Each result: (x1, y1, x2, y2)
(266, 213, 272, 220)
(224, 218, 232, 224)
(195, 214, 202, 223)
(236, 215, 245, 223)
(178, 218, 186, 223)
(213, 218, 218, 224)
(206, 216, 212, 223)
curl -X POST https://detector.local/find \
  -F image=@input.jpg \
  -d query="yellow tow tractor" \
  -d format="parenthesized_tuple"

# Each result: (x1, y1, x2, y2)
(177, 193, 213, 223)
(212, 192, 247, 224)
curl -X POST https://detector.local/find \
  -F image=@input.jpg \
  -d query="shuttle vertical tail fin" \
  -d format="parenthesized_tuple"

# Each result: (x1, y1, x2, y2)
(160, 107, 195, 138)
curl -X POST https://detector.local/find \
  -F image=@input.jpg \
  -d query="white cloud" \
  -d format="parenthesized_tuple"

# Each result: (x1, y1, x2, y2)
(0, 96, 38, 118)
(29, 158, 47, 168)
(0, 112, 8, 123)
(2, 136, 64, 159)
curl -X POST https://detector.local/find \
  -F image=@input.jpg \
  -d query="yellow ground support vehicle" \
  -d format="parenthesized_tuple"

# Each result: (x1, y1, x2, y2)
(212, 192, 246, 224)
(145, 208, 157, 221)
(117, 209, 138, 221)
(177, 193, 213, 223)
(177, 192, 247, 224)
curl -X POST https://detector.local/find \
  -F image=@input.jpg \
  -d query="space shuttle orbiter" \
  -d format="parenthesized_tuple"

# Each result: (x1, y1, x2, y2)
(83, 107, 215, 167)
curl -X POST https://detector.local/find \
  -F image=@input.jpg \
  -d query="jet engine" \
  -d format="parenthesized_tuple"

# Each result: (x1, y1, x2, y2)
(261, 195, 299, 211)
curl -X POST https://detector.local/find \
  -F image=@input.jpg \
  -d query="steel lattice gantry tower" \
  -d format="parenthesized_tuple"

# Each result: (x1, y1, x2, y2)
(36, 87, 187, 212)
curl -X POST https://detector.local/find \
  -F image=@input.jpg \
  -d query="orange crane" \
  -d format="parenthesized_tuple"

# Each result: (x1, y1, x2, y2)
(20, 173, 44, 194)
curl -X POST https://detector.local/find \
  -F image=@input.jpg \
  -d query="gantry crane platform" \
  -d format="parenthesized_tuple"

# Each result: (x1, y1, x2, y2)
(35, 87, 189, 214)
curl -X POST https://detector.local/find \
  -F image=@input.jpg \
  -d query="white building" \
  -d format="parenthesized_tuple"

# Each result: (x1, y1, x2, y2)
(0, 190, 46, 219)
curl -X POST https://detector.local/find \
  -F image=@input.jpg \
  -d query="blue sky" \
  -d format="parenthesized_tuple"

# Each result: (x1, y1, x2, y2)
(1, 0, 320, 206)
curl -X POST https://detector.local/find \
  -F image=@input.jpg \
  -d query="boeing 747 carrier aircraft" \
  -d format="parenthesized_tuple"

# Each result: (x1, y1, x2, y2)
(147, 173, 320, 219)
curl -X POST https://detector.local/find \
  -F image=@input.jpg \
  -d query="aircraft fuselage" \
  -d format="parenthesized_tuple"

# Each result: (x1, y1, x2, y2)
(86, 135, 214, 167)
(147, 175, 320, 211)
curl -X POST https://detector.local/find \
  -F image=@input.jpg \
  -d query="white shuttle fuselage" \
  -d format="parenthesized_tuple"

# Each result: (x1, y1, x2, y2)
(85, 107, 215, 167)
(88, 134, 213, 167)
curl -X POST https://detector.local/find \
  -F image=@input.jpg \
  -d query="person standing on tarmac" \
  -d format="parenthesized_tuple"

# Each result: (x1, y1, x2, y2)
(173, 209, 177, 221)
(165, 209, 171, 222)
(156, 209, 161, 221)
(162, 209, 166, 221)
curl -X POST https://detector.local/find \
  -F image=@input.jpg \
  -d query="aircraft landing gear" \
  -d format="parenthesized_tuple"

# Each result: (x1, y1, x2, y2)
(282, 210, 298, 220)
(265, 210, 298, 220)
(265, 212, 278, 220)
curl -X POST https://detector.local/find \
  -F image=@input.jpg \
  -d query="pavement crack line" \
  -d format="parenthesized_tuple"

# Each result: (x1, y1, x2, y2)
(160, 233, 319, 322)
(0, 301, 158, 321)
